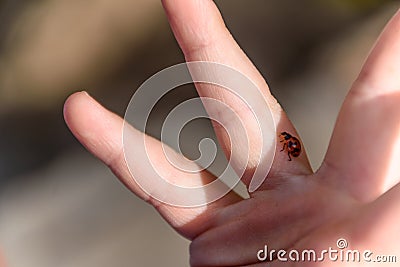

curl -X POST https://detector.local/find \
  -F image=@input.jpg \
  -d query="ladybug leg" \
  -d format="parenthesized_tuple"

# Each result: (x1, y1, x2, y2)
(280, 143, 287, 152)
(287, 151, 292, 161)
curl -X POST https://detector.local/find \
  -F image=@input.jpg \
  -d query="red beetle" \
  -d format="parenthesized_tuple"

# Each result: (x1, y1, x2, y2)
(279, 132, 301, 161)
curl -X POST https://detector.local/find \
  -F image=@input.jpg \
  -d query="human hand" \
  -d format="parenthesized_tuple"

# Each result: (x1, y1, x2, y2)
(64, 1, 400, 266)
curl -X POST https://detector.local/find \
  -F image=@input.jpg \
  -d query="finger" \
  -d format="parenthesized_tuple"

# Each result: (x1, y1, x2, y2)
(322, 9, 400, 202)
(63, 92, 242, 239)
(162, 0, 312, 191)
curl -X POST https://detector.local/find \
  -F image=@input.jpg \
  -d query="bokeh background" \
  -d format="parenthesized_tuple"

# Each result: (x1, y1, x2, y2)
(0, 0, 399, 266)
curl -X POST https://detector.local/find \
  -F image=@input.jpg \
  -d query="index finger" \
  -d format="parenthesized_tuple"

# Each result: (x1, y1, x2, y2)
(162, 0, 312, 191)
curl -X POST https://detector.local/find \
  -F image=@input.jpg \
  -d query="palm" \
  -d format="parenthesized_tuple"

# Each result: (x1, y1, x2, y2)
(191, 174, 362, 266)
(64, 1, 400, 266)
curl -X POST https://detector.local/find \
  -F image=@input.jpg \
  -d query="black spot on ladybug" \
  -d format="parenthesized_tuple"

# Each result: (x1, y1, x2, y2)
(279, 132, 302, 161)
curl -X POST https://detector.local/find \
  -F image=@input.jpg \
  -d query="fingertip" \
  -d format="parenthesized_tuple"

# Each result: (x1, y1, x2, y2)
(63, 90, 111, 147)
(63, 91, 91, 128)
(161, 0, 225, 56)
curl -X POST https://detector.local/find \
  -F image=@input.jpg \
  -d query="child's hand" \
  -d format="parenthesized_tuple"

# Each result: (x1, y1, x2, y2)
(64, 1, 400, 266)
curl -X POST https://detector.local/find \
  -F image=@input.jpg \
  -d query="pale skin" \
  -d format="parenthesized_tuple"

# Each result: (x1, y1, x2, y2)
(64, 1, 400, 266)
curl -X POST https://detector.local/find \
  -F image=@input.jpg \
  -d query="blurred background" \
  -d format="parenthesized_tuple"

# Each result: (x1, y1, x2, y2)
(0, 0, 399, 266)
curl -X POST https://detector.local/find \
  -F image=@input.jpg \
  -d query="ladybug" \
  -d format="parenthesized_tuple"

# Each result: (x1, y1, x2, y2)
(279, 132, 301, 161)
